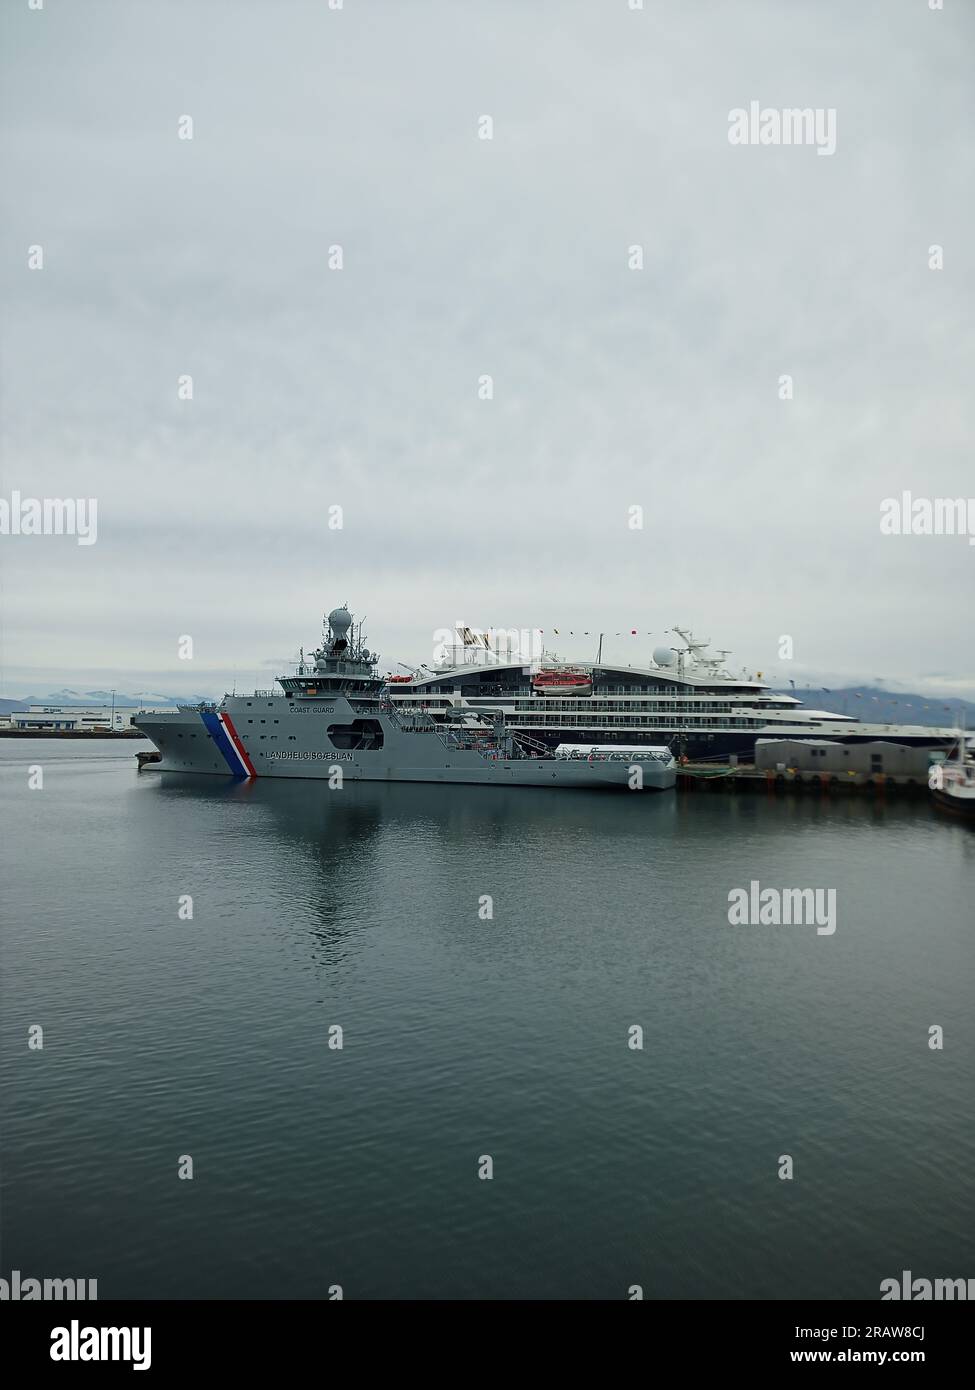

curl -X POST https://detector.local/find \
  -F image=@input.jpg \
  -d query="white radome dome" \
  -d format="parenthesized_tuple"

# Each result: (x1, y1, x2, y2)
(652, 646, 675, 667)
(328, 606, 352, 637)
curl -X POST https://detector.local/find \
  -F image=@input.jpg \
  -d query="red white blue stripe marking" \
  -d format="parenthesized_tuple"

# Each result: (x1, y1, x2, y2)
(201, 710, 257, 778)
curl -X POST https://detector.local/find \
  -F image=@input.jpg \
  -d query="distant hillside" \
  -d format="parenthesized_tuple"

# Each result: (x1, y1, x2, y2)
(0, 698, 29, 714)
(775, 687, 974, 729)
(12, 690, 210, 708)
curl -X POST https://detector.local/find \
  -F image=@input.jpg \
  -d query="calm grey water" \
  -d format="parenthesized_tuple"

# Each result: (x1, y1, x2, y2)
(1, 740, 973, 1300)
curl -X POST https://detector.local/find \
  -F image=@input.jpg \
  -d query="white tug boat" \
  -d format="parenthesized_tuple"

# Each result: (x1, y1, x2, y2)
(133, 607, 676, 792)
(930, 732, 975, 822)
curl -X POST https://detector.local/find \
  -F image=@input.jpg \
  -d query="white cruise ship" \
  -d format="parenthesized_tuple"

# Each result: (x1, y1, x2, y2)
(386, 627, 957, 761)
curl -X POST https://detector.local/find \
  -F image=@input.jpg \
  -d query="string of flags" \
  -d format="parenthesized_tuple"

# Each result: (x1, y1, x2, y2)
(463, 628, 654, 641)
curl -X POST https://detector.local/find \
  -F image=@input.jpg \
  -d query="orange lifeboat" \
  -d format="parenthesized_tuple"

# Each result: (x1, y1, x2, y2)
(532, 668, 593, 696)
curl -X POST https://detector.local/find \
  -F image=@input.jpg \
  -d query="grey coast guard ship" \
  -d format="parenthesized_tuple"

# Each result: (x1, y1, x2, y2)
(133, 607, 677, 792)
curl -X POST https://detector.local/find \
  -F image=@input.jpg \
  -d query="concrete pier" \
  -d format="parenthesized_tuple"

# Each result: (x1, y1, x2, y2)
(676, 763, 929, 794)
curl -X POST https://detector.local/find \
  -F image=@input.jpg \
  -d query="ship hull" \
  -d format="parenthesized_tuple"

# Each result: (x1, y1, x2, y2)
(930, 786, 975, 821)
(133, 699, 676, 791)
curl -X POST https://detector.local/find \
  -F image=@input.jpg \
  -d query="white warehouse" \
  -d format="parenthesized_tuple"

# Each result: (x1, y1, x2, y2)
(9, 705, 162, 731)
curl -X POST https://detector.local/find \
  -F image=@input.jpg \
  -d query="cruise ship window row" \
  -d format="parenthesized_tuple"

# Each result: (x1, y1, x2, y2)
(416, 686, 772, 701)
(516, 702, 765, 715)
(513, 715, 762, 728)
(403, 695, 780, 712)
(399, 699, 764, 728)
(507, 701, 764, 716)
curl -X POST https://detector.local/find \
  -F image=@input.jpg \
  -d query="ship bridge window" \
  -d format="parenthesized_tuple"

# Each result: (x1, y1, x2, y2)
(327, 719, 385, 751)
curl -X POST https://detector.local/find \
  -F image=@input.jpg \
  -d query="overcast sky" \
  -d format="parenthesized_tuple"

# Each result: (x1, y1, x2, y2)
(1, 0, 972, 699)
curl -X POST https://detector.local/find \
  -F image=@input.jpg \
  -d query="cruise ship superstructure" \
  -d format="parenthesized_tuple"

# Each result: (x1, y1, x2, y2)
(385, 627, 957, 761)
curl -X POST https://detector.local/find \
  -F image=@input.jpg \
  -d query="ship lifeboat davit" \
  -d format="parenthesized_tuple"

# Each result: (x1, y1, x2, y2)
(532, 668, 593, 696)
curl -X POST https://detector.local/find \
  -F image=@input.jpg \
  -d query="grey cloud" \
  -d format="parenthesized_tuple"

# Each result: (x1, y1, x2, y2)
(1, 0, 972, 697)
